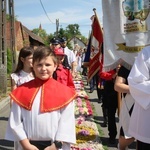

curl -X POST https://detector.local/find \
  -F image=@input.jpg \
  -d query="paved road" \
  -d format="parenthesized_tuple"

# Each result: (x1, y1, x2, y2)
(0, 103, 14, 150)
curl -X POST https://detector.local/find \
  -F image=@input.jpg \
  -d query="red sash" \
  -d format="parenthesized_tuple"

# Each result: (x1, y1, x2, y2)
(10, 78, 77, 112)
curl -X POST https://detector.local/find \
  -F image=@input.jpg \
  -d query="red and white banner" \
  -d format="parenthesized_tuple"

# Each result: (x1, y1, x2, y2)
(88, 15, 103, 82)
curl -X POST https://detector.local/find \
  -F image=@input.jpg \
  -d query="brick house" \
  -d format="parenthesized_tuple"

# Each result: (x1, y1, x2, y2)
(6, 20, 44, 51)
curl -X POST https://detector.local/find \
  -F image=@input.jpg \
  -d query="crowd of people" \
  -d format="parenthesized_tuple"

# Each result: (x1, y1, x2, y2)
(4, 36, 150, 150)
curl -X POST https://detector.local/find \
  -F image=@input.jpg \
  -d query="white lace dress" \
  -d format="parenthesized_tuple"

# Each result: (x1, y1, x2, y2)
(11, 70, 34, 87)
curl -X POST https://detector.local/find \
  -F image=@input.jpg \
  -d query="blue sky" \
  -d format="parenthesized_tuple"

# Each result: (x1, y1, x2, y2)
(13, 0, 102, 38)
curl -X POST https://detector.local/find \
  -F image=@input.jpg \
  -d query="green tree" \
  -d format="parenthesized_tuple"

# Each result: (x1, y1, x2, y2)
(57, 27, 67, 38)
(65, 24, 81, 39)
(32, 28, 48, 45)
(45, 24, 87, 47)
(66, 24, 81, 35)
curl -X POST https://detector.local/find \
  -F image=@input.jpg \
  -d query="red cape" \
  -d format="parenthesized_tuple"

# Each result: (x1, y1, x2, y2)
(10, 78, 77, 112)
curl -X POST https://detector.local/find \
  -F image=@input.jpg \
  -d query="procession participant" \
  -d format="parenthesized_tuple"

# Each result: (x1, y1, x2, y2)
(10, 46, 34, 106)
(53, 47, 75, 89)
(50, 37, 71, 70)
(11, 46, 34, 91)
(60, 37, 77, 77)
(50, 37, 61, 50)
(10, 46, 34, 149)
(114, 65, 135, 150)
(75, 50, 82, 72)
(5, 46, 77, 150)
(128, 46, 150, 150)
(100, 69, 118, 144)
(81, 48, 87, 76)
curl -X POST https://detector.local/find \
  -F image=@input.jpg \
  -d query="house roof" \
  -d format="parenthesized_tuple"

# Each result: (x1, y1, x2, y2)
(22, 24, 44, 44)
(68, 36, 86, 45)
(6, 20, 45, 47)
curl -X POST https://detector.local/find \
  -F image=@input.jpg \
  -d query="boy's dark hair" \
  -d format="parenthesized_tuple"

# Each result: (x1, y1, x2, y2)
(14, 46, 34, 74)
(33, 46, 57, 65)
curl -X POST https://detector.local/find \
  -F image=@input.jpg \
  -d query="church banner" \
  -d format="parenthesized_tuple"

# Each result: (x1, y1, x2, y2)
(88, 14, 103, 82)
(102, 0, 150, 71)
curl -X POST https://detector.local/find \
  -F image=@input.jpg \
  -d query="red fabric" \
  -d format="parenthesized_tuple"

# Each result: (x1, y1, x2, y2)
(54, 47, 65, 55)
(56, 64, 75, 90)
(88, 15, 103, 82)
(10, 78, 77, 112)
(100, 70, 116, 81)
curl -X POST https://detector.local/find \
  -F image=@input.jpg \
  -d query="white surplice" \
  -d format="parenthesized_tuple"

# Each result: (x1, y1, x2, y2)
(128, 46, 150, 144)
(64, 47, 76, 66)
(5, 88, 76, 150)
(119, 94, 134, 139)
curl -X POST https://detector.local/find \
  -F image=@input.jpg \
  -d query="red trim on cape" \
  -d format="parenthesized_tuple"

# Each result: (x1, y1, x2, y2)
(10, 78, 77, 112)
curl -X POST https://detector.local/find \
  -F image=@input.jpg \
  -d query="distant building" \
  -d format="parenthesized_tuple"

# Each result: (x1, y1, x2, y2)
(68, 36, 86, 54)
(39, 23, 42, 30)
(69, 36, 86, 49)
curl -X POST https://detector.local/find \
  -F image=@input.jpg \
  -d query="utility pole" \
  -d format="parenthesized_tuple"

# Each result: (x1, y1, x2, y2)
(0, 0, 7, 93)
(0, 0, 16, 93)
(56, 19, 59, 37)
(9, 0, 16, 70)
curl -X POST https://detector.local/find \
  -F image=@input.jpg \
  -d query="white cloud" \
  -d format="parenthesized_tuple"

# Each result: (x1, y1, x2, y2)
(14, 0, 102, 37)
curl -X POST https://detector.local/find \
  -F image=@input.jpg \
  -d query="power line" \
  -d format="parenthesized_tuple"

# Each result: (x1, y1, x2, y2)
(39, 0, 92, 28)
(39, 0, 91, 33)
(39, 0, 54, 24)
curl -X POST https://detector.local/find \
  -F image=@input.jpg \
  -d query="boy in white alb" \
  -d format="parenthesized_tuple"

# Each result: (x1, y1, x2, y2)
(5, 46, 77, 150)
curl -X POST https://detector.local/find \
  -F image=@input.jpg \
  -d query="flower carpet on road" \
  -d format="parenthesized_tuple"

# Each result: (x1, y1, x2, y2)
(71, 73, 104, 150)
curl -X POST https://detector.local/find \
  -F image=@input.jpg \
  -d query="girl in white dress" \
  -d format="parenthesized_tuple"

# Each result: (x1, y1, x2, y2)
(10, 46, 34, 149)
(11, 46, 34, 91)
